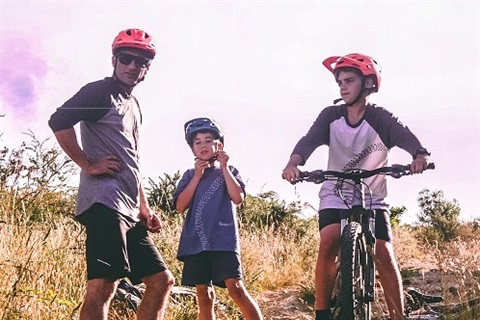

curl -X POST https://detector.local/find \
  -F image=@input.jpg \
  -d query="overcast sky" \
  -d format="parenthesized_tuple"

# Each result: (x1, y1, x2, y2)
(1, 1, 478, 223)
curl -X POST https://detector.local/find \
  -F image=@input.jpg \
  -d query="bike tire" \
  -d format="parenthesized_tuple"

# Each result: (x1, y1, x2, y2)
(339, 221, 371, 320)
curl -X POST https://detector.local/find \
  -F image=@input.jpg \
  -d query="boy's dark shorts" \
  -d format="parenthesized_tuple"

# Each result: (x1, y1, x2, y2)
(181, 251, 242, 288)
(318, 208, 393, 242)
(76, 203, 168, 285)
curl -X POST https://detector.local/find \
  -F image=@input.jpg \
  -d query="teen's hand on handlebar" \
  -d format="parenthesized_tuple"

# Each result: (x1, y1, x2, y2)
(282, 164, 301, 184)
(410, 155, 430, 174)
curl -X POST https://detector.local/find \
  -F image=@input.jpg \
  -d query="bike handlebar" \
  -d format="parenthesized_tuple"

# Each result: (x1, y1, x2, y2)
(294, 163, 435, 184)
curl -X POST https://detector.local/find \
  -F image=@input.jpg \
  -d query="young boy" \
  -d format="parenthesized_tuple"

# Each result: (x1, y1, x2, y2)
(174, 117, 263, 320)
(281, 53, 431, 320)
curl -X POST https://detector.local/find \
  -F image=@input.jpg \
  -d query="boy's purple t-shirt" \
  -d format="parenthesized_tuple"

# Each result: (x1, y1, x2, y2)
(174, 165, 245, 261)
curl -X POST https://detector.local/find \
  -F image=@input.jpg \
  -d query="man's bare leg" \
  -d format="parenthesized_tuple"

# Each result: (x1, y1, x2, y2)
(136, 270, 175, 320)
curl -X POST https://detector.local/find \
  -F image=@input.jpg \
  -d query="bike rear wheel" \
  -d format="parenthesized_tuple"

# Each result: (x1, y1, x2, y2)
(339, 221, 371, 320)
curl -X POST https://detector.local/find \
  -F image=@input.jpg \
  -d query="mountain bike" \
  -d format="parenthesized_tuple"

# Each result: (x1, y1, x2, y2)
(293, 163, 435, 320)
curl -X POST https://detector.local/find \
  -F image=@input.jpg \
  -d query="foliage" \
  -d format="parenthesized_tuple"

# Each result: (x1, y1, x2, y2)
(146, 171, 181, 217)
(237, 191, 308, 234)
(390, 205, 407, 228)
(0, 131, 77, 224)
(416, 189, 461, 242)
(1, 133, 480, 319)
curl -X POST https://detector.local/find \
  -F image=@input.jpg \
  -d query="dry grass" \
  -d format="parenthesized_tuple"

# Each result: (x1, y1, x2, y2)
(1, 207, 479, 319)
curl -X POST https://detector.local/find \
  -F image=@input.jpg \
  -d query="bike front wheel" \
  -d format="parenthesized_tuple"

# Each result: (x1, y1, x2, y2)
(339, 221, 371, 320)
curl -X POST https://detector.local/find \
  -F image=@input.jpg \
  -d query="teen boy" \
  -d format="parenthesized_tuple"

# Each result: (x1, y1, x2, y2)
(282, 53, 431, 320)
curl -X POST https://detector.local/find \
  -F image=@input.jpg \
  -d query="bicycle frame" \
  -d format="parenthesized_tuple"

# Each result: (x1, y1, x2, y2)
(336, 175, 376, 319)
(295, 163, 435, 320)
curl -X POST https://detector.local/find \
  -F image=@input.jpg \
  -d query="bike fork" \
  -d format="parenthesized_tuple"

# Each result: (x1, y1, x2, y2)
(365, 209, 376, 303)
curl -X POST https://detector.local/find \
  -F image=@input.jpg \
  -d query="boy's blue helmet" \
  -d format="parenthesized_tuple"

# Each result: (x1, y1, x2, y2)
(184, 117, 224, 146)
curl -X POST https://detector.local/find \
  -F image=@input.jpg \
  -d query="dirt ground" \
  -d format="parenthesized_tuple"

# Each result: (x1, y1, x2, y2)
(255, 269, 452, 320)
(256, 286, 313, 320)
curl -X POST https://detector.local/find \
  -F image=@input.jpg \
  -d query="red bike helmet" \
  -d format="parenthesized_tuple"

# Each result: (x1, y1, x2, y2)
(112, 28, 156, 59)
(322, 53, 382, 92)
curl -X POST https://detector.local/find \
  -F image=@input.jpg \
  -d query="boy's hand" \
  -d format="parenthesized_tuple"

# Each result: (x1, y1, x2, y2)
(217, 151, 229, 168)
(194, 158, 211, 176)
(410, 154, 429, 174)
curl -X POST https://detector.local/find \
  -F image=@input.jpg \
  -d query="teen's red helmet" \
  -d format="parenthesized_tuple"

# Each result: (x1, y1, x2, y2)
(323, 53, 382, 92)
(112, 28, 156, 59)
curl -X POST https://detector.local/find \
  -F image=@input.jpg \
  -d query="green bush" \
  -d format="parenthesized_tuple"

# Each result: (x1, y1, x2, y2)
(416, 189, 461, 242)
(0, 132, 77, 225)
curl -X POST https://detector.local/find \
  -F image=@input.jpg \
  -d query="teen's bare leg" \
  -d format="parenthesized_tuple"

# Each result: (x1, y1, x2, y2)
(375, 239, 405, 320)
(79, 278, 117, 320)
(314, 223, 341, 311)
(197, 284, 216, 320)
(137, 270, 175, 320)
(225, 279, 263, 320)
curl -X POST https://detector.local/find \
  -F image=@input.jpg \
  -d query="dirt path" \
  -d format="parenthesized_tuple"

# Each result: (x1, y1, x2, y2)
(255, 269, 450, 319)
(256, 286, 313, 320)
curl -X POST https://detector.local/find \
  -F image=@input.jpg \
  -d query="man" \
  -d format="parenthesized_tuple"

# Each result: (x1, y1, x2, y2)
(48, 28, 174, 320)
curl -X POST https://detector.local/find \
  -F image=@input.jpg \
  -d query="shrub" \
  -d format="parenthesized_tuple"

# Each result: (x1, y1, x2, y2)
(416, 189, 461, 242)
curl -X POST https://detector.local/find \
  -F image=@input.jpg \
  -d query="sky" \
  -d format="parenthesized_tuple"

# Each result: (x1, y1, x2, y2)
(0, 0, 479, 223)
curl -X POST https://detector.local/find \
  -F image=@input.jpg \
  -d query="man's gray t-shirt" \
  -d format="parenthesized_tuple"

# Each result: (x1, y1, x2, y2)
(48, 77, 142, 221)
(173, 166, 245, 260)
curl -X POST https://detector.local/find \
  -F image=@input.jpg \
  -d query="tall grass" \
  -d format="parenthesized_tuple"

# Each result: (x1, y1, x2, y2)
(0, 199, 317, 320)
(2, 199, 479, 319)
(1, 136, 478, 319)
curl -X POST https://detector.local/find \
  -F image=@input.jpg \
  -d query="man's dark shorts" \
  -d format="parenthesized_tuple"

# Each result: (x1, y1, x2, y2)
(181, 251, 242, 288)
(318, 208, 393, 242)
(76, 203, 168, 284)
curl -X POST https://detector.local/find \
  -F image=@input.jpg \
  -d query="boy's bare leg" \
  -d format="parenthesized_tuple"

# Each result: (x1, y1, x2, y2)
(314, 224, 340, 311)
(376, 240, 405, 320)
(197, 284, 216, 320)
(137, 270, 175, 320)
(225, 279, 263, 320)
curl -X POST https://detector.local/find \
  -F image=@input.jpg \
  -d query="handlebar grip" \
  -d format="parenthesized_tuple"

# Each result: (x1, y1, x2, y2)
(427, 162, 435, 170)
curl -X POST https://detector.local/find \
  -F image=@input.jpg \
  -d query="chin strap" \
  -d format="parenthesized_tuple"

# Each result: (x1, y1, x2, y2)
(333, 97, 343, 104)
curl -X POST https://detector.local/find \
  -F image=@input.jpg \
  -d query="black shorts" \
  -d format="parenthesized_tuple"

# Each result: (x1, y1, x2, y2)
(318, 208, 393, 242)
(181, 251, 242, 288)
(76, 203, 168, 284)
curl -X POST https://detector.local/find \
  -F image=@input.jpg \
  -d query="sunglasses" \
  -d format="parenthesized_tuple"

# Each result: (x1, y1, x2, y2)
(116, 53, 151, 68)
